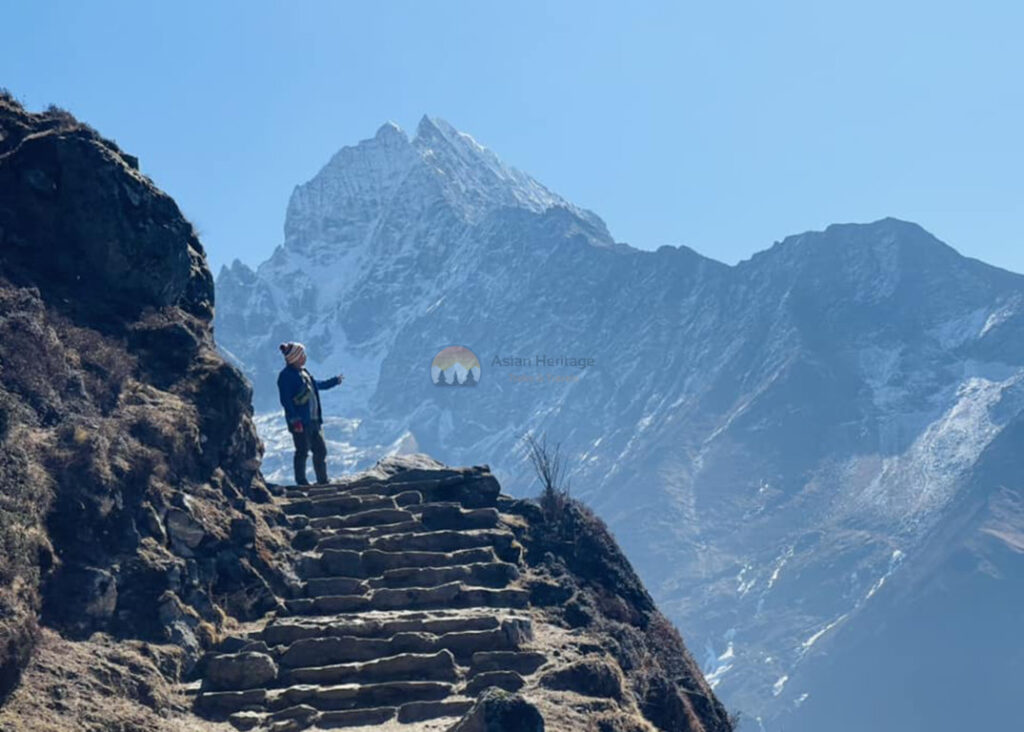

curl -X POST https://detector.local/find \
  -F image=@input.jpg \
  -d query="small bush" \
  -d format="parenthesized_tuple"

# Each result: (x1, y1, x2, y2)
(520, 431, 572, 527)
(0, 88, 22, 108)
(42, 104, 82, 132)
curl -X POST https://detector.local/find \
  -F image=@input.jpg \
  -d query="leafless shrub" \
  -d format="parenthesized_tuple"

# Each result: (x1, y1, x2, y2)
(520, 431, 572, 525)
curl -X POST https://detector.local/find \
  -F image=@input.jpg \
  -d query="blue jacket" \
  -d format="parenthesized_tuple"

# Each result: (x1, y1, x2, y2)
(277, 365, 341, 429)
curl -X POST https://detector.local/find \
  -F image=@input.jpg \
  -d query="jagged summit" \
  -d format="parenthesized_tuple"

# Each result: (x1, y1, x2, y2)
(282, 114, 608, 250)
(374, 120, 406, 142)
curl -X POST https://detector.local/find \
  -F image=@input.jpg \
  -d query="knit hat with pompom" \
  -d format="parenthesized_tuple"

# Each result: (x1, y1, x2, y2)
(280, 342, 306, 365)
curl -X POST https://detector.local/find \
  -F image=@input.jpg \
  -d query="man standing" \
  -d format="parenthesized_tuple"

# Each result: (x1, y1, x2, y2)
(277, 342, 344, 485)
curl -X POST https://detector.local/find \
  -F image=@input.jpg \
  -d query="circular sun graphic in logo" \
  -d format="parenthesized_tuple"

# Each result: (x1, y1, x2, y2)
(431, 345, 481, 387)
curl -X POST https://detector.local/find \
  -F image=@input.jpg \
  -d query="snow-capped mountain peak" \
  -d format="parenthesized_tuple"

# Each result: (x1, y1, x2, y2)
(411, 114, 603, 227)
(215, 118, 1024, 732)
(374, 119, 406, 142)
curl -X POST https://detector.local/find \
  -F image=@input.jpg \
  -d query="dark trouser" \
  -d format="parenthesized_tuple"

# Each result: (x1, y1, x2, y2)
(291, 422, 328, 485)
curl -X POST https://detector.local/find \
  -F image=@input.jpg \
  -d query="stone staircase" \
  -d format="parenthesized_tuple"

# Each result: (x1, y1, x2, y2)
(192, 459, 552, 730)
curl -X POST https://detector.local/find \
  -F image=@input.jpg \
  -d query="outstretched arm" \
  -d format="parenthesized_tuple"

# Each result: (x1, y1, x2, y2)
(315, 374, 344, 390)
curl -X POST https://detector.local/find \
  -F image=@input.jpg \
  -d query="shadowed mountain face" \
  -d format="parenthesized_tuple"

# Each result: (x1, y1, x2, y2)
(216, 117, 1024, 730)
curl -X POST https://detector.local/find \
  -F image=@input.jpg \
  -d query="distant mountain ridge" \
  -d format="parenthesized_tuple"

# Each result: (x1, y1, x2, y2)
(216, 117, 1024, 731)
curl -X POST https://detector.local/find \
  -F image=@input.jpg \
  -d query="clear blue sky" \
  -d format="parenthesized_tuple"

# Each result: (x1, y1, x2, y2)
(3, 1, 1022, 274)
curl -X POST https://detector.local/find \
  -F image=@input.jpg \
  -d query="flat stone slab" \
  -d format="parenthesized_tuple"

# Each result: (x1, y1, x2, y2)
(469, 650, 548, 676)
(367, 561, 518, 590)
(397, 698, 475, 723)
(309, 546, 498, 579)
(284, 649, 457, 685)
(464, 669, 525, 695)
(279, 680, 453, 711)
(418, 505, 501, 531)
(317, 706, 396, 728)
(263, 611, 507, 646)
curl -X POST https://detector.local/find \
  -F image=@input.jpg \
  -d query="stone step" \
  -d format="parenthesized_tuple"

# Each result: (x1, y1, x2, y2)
(284, 582, 530, 616)
(335, 475, 500, 509)
(239, 703, 317, 730)
(263, 611, 513, 646)
(315, 507, 418, 529)
(195, 688, 265, 717)
(371, 529, 516, 555)
(367, 561, 519, 591)
(316, 706, 396, 728)
(298, 546, 499, 579)
(397, 698, 474, 723)
(283, 493, 395, 515)
(290, 488, 424, 510)
(315, 528, 516, 555)
(468, 650, 548, 676)
(276, 620, 532, 668)
(287, 499, 412, 521)
(281, 465, 490, 497)
(282, 471, 411, 498)
(306, 493, 421, 527)
(305, 474, 464, 499)
(415, 504, 500, 531)
(283, 477, 378, 496)
(305, 505, 501, 544)
(284, 489, 331, 501)
(285, 485, 359, 499)
(282, 649, 457, 686)
(303, 562, 516, 597)
(307, 520, 426, 545)
(304, 577, 368, 597)
(270, 680, 453, 713)
(464, 669, 525, 695)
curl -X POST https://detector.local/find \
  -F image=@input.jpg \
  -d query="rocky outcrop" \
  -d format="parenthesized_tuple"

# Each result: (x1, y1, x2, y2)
(190, 453, 732, 731)
(0, 93, 289, 705)
(0, 94, 730, 731)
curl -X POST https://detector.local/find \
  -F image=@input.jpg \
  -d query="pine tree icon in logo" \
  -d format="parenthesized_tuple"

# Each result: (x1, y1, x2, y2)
(431, 345, 481, 387)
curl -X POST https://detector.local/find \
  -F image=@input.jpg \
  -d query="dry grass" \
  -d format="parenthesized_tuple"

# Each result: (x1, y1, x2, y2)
(0, 88, 21, 108)
(0, 629, 233, 732)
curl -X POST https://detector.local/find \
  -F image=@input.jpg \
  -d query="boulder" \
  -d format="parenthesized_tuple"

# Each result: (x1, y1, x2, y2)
(449, 687, 544, 732)
(166, 508, 206, 549)
(205, 651, 278, 691)
(539, 658, 623, 700)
